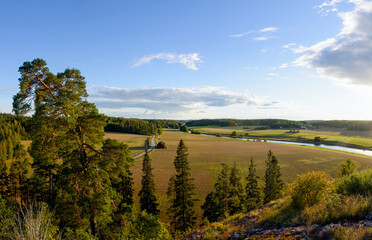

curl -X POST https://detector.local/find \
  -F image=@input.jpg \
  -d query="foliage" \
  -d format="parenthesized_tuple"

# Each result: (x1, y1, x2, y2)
(289, 171, 334, 210)
(167, 140, 197, 234)
(228, 163, 245, 215)
(231, 131, 237, 137)
(340, 159, 360, 177)
(105, 117, 159, 136)
(179, 125, 189, 132)
(245, 158, 261, 211)
(263, 150, 283, 204)
(336, 169, 372, 196)
(139, 150, 159, 216)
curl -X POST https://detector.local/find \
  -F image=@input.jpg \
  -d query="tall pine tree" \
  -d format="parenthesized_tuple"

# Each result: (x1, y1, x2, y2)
(228, 162, 244, 215)
(263, 150, 283, 204)
(245, 158, 261, 211)
(167, 140, 197, 234)
(139, 150, 159, 215)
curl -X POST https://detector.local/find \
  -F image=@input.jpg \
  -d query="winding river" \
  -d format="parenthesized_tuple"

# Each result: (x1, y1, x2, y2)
(199, 133, 372, 157)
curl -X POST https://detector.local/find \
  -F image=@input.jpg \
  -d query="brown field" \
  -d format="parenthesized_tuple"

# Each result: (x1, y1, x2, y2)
(128, 129, 372, 222)
(104, 132, 150, 156)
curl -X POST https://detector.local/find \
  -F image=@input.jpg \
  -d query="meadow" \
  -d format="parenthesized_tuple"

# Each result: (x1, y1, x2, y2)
(191, 126, 372, 148)
(126, 129, 372, 222)
(104, 132, 150, 156)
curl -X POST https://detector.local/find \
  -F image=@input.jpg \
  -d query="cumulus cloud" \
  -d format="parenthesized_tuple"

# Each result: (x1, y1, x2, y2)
(295, 0, 372, 85)
(132, 52, 202, 70)
(89, 86, 281, 114)
(229, 27, 278, 40)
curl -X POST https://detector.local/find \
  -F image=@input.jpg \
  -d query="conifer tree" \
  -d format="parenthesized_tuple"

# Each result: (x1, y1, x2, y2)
(214, 163, 230, 217)
(202, 164, 230, 222)
(0, 158, 8, 197)
(228, 163, 244, 215)
(167, 140, 197, 234)
(245, 158, 261, 211)
(9, 142, 30, 204)
(139, 150, 159, 215)
(263, 150, 283, 204)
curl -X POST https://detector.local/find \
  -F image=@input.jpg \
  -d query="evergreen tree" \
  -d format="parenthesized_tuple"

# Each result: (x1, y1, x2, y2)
(0, 158, 8, 197)
(263, 150, 283, 204)
(9, 143, 30, 204)
(167, 140, 197, 234)
(201, 192, 219, 223)
(228, 163, 244, 215)
(245, 158, 261, 211)
(139, 150, 159, 215)
(202, 164, 230, 222)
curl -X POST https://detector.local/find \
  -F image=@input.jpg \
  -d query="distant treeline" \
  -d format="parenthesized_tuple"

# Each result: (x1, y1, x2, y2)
(105, 117, 179, 135)
(186, 119, 311, 129)
(0, 113, 30, 160)
(146, 119, 180, 129)
(310, 120, 372, 131)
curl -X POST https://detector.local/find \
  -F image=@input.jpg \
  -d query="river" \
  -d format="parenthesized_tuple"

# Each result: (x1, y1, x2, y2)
(198, 133, 372, 157)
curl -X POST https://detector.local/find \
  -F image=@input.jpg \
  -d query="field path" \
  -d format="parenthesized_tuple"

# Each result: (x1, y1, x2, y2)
(133, 135, 156, 159)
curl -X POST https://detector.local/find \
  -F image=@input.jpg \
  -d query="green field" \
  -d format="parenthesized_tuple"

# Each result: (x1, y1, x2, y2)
(191, 126, 372, 149)
(104, 132, 150, 156)
(125, 129, 372, 222)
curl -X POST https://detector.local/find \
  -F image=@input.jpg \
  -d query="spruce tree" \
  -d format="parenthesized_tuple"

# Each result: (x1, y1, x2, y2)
(245, 158, 261, 211)
(228, 163, 244, 215)
(167, 140, 197, 234)
(214, 163, 230, 217)
(263, 150, 283, 204)
(0, 158, 8, 197)
(139, 150, 159, 215)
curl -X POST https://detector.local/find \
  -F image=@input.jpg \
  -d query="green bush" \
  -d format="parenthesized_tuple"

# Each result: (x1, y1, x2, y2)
(337, 169, 372, 196)
(289, 171, 334, 210)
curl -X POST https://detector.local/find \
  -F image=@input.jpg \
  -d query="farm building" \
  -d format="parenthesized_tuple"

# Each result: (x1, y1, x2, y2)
(157, 141, 166, 149)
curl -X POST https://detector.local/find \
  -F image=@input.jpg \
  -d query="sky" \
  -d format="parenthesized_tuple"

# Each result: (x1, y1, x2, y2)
(1, 0, 372, 120)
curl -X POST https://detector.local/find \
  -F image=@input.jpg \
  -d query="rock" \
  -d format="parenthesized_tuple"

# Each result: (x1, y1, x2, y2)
(230, 231, 240, 239)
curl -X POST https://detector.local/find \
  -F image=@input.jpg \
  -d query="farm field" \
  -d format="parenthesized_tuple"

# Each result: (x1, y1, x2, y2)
(191, 126, 372, 148)
(126, 129, 372, 222)
(104, 132, 151, 156)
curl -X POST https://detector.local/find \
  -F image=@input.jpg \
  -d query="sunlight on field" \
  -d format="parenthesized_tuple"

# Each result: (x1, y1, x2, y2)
(131, 129, 372, 223)
(104, 132, 150, 156)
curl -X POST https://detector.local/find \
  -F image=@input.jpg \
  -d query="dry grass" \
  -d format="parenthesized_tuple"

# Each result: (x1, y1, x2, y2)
(104, 132, 150, 156)
(129, 129, 372, 223)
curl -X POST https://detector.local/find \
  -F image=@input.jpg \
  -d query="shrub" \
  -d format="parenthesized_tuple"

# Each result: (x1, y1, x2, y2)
(289, 171, 334, 210)
(8, 202, 60, 240)
(340, 159, 360, 177)
(301, 194, 371, 225)
(337, 169, 372, 196)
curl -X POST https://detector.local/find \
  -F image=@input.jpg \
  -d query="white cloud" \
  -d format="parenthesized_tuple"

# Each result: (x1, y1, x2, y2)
(132, 52, 202, 70)
(260, 27, 278, 33)
(229, 27, 278, 40)
(89, 86, 281, 114)
(295, 0, 372, 85)
(282, 43, 309, 53)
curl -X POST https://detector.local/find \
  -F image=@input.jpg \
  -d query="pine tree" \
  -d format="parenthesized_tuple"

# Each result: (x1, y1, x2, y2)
(228, 163, 244, 215)
(0, 158, 8, 197)
(263, 150, 283, 204)
(139, 150, 159, 215)
(214, 163, 230, 217)
(245, 158, 261, 211)
(167, 140, 197, 234)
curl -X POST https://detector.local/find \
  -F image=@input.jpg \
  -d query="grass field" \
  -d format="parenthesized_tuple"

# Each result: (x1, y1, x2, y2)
(191, 126, 372, 148)
(127, 129, 372, 223)
(104, 132, 150, 156)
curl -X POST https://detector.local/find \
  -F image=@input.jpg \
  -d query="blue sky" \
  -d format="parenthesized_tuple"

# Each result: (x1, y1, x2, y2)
(1, 0, 372, 120)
